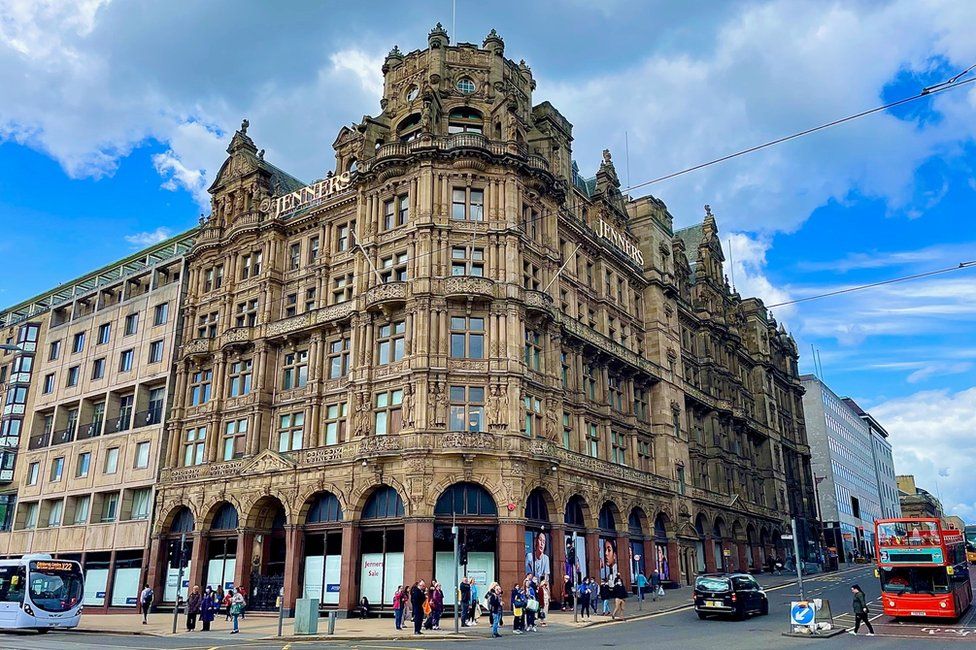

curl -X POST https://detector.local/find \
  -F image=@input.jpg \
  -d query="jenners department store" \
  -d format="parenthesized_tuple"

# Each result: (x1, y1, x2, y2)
(1, 25, 819, 614)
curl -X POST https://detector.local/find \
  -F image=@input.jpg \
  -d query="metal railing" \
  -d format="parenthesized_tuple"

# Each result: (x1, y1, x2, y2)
(134, 407, 163, 428)
(28, 433, 50, 450)
(50, 427, 76, 446)
(104, 413, 132, 434)
(76, 421, 102, 440)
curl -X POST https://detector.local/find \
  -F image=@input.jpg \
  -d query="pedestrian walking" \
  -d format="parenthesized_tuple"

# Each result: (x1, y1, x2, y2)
(410, 580, 427, 636)
(229, 588, 246, 634)
(488, 582, 504, 638)
(222, 588, 233, 621)
(139, 583, 153, 625)
(848, 585, 876, 637)
(186, 585, 201, 631)
(562, 574, 574, 611)
(538, 578, 550, 626)
(430, 581, 444, 629)
(578, 577, 592, 620)
(599, 578, 611, 615)
(393, 585, 406, 630)
(611, 576, 627, 619)
(459, 577, 472, 626)
(470, 578, 480, 625)
(201, 587, 216, 631)
(524, 578, 538, 631)
(511, 583, 527, 634)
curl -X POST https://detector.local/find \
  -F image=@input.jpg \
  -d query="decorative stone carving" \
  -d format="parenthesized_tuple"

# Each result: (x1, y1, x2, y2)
(442, 431, 495, 450)
(428, 380, 447, 426)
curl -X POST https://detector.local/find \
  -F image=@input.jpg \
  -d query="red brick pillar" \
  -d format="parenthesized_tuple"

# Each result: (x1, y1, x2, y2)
(551, 524, 566, 603)
(282, 525, 303, 613)
(498, 520, 526, 596)
(751, 544, 762, 572)
(704, 536, 717, 573)
(146, 535, 165, 604)
(403, 519, 434, 586)
(736, 541, 748, 573)
(337, 523, 359, 615)
(667, 540, 681, 585)
(616, 534, 631, 588)
(188, 532, 207, 594)
(643, 538, 655, 576)
(586, 530, 601, 580)
(234, 530, 255, 595)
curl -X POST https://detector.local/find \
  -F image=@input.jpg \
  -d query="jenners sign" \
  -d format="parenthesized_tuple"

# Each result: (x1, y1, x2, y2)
(597, 218, 644, 266)
(267, 171, 353, 218)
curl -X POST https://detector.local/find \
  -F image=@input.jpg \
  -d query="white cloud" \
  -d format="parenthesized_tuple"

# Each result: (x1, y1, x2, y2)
(869, 387, 976, 523)
(541, 1, 976, 232)
(906, 362, 972, 384)
(329, 49, 385, 97)
(124, 227, 171, 247)
(796, 242, 976, 273)
(722, 232, 795, 320)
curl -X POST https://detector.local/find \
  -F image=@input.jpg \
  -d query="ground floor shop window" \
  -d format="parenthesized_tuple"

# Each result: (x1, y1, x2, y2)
(434, 525, 496, 605)
(359, 528, 403, 606)
(110, 551, 143, 606)
(207, 537, 237, 592)
(524, 528, 553, 585)
(695, 540, 706, 572)
(564, 530, 588, 582)
(629, 539, 645, 581)
(655, 542, 670, 581)
(164, 539, 192, 602)
(83, 552, 111, 606)
(304, 531, 342, 605)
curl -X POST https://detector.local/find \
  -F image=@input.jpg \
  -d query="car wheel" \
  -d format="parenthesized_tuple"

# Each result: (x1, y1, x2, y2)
(734, 606, 746, 621)
(36, 629, 50, 634)
(697, 611, 707, 620)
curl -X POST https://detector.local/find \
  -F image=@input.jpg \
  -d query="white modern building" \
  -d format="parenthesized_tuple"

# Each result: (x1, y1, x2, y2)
(842, 398, 901, 520)
(800, 375, 883, 563)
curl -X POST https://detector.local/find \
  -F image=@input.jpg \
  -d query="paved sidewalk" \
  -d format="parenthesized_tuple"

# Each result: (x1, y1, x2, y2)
(76, 568, 862, 642)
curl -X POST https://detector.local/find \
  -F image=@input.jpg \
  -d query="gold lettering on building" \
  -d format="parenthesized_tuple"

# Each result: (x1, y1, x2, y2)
(271, 171, 353, 217)
(597, 218, 644, 266)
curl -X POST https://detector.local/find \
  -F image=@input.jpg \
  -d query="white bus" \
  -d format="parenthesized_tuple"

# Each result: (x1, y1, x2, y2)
(0, 555, 84, 631)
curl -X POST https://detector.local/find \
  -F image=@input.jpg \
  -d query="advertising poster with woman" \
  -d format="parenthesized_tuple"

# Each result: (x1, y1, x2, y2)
(655, 543, 670, 581)
(600, 537, 618, 582)
(524, 530, 552, 583)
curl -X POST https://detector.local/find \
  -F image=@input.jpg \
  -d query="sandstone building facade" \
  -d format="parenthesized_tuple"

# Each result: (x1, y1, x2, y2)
(0, 26, 817, 615)
(147, 27, 817, 613)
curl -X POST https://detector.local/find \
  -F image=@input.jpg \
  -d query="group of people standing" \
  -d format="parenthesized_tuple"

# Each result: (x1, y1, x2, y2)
(166, 584, 247, 634)
(573, 575, 629, 620)
(393, 573, 551, 639)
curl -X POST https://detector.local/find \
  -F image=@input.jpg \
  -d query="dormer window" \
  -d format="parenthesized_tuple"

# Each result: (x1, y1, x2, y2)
(397, 113, 422, 142)
(406, 85, 419, 101)
(448, 107, 483, 135)
(456, 77, 476, 94)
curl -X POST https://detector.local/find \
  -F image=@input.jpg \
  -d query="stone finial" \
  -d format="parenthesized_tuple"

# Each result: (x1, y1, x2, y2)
(602, 148, 612, 165)
(240, 118, 249, 134)
(388, 45, 402, 58)
(483, 28, 504, 50)
(704, 204, 713, 218)
(428, 22, 449, 47)
(258, 149, 265, 160)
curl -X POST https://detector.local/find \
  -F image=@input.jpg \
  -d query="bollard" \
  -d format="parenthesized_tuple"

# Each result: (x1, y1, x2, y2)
(328, 610, 337, 635)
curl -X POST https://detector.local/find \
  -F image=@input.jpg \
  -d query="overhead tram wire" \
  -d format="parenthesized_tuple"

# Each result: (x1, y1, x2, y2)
(766, 260, 976, 309)
(621, 64, 976, 194)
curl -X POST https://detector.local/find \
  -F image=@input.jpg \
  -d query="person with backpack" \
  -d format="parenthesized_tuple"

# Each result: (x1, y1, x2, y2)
(511, 583, 527, 634)
(139, 584, 153, 625)
(524, 577, 538, 632)
(849, 584, 876, 636)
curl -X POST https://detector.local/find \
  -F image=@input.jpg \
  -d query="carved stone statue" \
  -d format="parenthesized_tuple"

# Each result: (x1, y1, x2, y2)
(602, 148, 612, 164)
(428, 381, 447, 426)
(401, 383, 414, 428)
(241, 118, 249, 134)
(544, 399, 559, 440)
(355, 390, 371, 436)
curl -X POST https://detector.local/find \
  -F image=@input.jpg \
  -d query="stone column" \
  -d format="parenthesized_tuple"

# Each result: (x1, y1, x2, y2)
(188, 531, 207, 593)
(146, 534, 166, 606)
(551, 524, 567, 604)
(616, 533, 631, 588)
(403, 519, 434, 586)
(337, 522, 360, 616)
(282, 525, 303, 614)
(666, 540, 681, 585)
(703, 536, 717, 573)
(751, 544, 762, 572)
(585, 530, 601, 581)
(498, 520, 525, 599)
(234, 529, 255, 595)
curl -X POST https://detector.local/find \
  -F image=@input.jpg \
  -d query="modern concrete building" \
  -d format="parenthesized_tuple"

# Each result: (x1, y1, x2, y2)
(147, 26, 817, 615)
(843, 398, 901, 520)
(0, 234, 194, 611)
(801, 375, 882, 563)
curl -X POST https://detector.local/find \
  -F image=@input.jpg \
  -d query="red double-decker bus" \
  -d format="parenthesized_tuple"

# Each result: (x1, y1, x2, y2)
(875, 518, 972, 619)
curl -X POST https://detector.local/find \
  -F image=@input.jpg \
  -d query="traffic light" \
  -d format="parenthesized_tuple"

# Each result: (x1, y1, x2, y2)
(459, 543, 469, 566)
(567, 545, 576, 564)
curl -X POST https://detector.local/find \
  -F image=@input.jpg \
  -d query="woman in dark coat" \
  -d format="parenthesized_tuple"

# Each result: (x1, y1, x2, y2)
(200, 587, 216, 631)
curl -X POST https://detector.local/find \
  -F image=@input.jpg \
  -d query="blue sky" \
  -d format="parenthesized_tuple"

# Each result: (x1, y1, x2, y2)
(1, 0, 974, 518)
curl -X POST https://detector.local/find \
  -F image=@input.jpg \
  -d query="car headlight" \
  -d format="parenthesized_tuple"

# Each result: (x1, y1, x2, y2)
(940, 601, 948, 609)
(23, 603, 34, 616)
(888, 600, 895, 607)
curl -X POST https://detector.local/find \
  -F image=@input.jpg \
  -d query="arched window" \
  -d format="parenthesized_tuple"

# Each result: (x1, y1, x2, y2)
(654, 514, 669, 541)
(526, 489, 549, 521)
(598, 504, 616, 533)
(434, 482, 497, 517)
(405, 85, 419, 102)
(211, 503, 238, 530)
(171, 507, 194, 533)
(456, 77, 476, 94)
(628, 510, 644, 537)
(307, 492, 343, 524)
(397, 113, 422, 142)
(448, 107, 483, 135)
(695, 515, 707, 539)
(565, 496, 585, 527)
(362, 486, 404, 520)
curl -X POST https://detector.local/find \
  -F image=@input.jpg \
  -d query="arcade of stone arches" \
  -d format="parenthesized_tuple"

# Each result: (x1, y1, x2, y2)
(148, 482, 788, 612)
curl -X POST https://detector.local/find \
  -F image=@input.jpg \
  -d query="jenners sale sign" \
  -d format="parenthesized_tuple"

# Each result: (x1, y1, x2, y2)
(597, 218, 644, 266)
